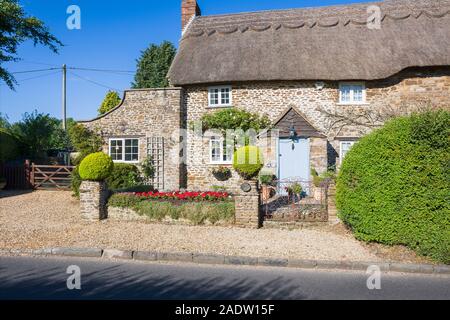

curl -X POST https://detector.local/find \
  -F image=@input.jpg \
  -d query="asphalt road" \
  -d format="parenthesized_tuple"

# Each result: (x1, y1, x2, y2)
(0, 256, 449, 300)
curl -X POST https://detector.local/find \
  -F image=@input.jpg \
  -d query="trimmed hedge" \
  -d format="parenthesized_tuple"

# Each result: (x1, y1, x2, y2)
(232, 146, 264, 179)
(106, 163, 142, 190)
(79, 152, 113, 181)
(336, 111, 450, 263)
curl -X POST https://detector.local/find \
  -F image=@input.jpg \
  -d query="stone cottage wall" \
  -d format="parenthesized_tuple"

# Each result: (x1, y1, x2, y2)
(80, 88, 185, 191)
(185, 67, 450, 191)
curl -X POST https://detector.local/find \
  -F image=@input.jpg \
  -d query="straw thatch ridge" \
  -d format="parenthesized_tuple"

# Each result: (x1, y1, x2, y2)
(168, 0, 450, 85)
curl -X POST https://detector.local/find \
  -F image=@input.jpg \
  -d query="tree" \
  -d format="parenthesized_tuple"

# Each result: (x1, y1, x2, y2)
(132, 41, 176, 88)
(68, 123, 102, 163)
(0, 0, 63, 89)
(10, 111, 56, 158)
(98, 91, 121, 115)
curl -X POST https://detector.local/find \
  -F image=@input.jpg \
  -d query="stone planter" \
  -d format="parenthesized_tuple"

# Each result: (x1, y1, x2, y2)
(79, 180, 109, 221)
(235, 180, 261, 228)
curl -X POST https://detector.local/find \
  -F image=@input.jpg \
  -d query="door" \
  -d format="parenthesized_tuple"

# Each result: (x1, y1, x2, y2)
(278, 138, 310, 193)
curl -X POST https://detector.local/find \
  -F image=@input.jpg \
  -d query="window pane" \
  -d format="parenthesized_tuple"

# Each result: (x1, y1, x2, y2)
(340, 86, 351, 102)
(221, 88, 230, 105)
(353, 85, 363, 102)
(110, 140, 123, 161)
(124, 139, 139, 161)
(341, 142, 354, 159)
(223, 140, 233, 162)
(211, 138, 221, 162)
(209, 89, 219, 105)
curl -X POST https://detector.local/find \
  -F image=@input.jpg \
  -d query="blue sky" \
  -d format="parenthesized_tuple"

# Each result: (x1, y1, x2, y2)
(1, 0, 373, 123)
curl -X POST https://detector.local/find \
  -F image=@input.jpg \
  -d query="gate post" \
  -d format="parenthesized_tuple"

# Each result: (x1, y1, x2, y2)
(79, 181, 109, 221)
(235, 180, 262, 228)
(24, 159, 32, 189)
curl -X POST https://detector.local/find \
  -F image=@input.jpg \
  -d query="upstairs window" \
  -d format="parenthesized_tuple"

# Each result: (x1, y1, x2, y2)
(208, 86, 232, 107)
(210, 136, 233, 164)
(109, 138, 139, 162)
(339, 82, 366, 104)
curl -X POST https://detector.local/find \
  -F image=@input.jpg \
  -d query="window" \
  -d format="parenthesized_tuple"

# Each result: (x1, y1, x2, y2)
(209, 136, 233, 164)
(109, 138, 139, 162)
(340, 141, 356, 164)
(339, 82, 366, 104)
(208, 86, 232, 107)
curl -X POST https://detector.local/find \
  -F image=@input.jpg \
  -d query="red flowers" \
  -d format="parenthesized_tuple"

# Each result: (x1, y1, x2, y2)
(134, 191, 230, 202)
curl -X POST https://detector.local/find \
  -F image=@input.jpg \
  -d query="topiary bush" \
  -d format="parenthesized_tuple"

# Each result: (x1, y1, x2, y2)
(78, 152, 114, 181)
(336, 110, 450, 263)
(232, 146, 264, 180)
(106, 163, 142, 190)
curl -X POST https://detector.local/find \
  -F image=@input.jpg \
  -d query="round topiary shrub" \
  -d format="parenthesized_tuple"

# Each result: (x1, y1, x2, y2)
(232, 146, 264, 180)
(106, 163, 142, 190)
(78, 152, 114, 181)
(336, 111, 450, 263)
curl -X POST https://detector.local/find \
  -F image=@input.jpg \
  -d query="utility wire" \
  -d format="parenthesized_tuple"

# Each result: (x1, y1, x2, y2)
(69, 67, 134, 74)
(69, 71, 123, 92)
(11, 67, 60, 74)
(17, 71, 61, 82)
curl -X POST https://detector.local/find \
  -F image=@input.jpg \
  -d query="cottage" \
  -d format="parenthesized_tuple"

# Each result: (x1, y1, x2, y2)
(81, 0, 450, 193)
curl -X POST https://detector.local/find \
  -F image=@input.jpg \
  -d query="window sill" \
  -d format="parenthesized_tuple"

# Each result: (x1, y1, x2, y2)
(209, 162, 233, 166)
(336, 102, 370, 106)
(112, 160, 140, 164)
(206, 105, 233, 109)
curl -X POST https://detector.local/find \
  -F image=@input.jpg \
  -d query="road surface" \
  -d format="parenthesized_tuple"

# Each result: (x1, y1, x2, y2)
(0, 256, 449, 300)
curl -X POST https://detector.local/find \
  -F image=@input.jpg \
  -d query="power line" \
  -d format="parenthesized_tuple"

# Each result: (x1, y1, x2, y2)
(69, 67, 134, 74)
(11, 67, 60, 74)
(68, 71, 123, 92)
(17, 71, 61, 82)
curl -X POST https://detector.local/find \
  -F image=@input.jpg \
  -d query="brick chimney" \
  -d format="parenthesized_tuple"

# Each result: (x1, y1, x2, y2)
(182, 0, 201, 33)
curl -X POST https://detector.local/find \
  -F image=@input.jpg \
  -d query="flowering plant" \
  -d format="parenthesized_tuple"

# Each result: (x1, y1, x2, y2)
(211, 166, 232, 181)
(134, 191, 231, 202)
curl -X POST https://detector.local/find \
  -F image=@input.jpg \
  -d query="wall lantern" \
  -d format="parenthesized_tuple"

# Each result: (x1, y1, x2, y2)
(289, 121, 297, 150)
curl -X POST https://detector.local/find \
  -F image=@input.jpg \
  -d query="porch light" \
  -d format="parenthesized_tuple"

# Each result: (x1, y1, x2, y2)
(289, 121, 297, 150)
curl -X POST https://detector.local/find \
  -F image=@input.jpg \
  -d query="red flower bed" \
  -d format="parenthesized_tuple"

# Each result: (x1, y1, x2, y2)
(134, 191, 231, 202)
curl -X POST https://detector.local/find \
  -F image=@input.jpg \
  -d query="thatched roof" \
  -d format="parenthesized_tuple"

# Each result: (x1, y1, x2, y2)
(168, 0, 450, 86)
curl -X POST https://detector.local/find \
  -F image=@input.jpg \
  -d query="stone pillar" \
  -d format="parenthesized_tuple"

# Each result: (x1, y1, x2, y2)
(79, 181, 108, 221)
(235, 180, 261, 228)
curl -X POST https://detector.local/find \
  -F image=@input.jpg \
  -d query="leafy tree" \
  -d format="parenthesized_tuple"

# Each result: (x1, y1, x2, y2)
(132, 41, 176, 88)
(0, 113, 11, 129)
(98, 91, 121, 115)
(68, 123, 102, 164)
(0, 0, 63, 89)
(10, 111, 56, 158)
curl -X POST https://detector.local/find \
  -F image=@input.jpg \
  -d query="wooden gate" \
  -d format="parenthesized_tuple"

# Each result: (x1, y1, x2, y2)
(32, 164, 74, 190)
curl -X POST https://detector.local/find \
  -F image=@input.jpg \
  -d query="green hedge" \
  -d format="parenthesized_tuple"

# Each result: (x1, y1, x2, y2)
(106, 163, 142, 190)
(79, 152, 113, 181)
(108, 193, 235, 225)
(336, 111, 450, 263)
(233, 146, 264, 179)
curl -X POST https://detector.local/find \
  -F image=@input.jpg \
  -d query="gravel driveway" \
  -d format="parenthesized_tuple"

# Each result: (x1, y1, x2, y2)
(0, 190, 379, 261)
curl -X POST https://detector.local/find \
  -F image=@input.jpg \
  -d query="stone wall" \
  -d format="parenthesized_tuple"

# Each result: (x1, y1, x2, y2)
(79, 181, 108, 221)
(185, 67, 450, 191)
(234, 181, 261, 228)
(81, 88, 185, 191)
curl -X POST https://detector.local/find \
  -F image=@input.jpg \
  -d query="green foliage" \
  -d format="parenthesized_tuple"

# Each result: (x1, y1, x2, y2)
(106, 163, 142, 190)
(10, 111, 60, 159)
(98, 91, 121, 115)
(71, 166, 82, 197)
(140, 157, 155, 179)
(311, 167, 336, 187)
(108, 193, 144, 208)
(0, 0, 63, 89)
(78, 152, 113, 181)
(0, 128, 20, 163)
(336, 110, 450, 263)
(286, 182, 303, 195)
(68, 123, 102, 164)
(259, 173, 276, 186)
(113, 185, 155, 193)
(233, 146, 264, 180)
(110, 197, 235, 225)
(200, 108, 271, 134)
(132, 41, 176, 88)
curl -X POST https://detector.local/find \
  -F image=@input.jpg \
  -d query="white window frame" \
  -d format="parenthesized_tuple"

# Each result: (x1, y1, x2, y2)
(338, 82, 367, 105)
(208, 85, 232, 107)
(109, 138, 140, 163)
(339, 141, 356, 164)
(209, 136, 233, 165)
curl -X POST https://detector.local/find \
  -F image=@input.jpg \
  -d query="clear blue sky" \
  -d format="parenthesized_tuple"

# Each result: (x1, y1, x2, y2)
(1, 0, 373, 123)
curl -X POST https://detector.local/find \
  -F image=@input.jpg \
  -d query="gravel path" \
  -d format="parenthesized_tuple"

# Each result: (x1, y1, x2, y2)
(0, 190, 379, 261)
